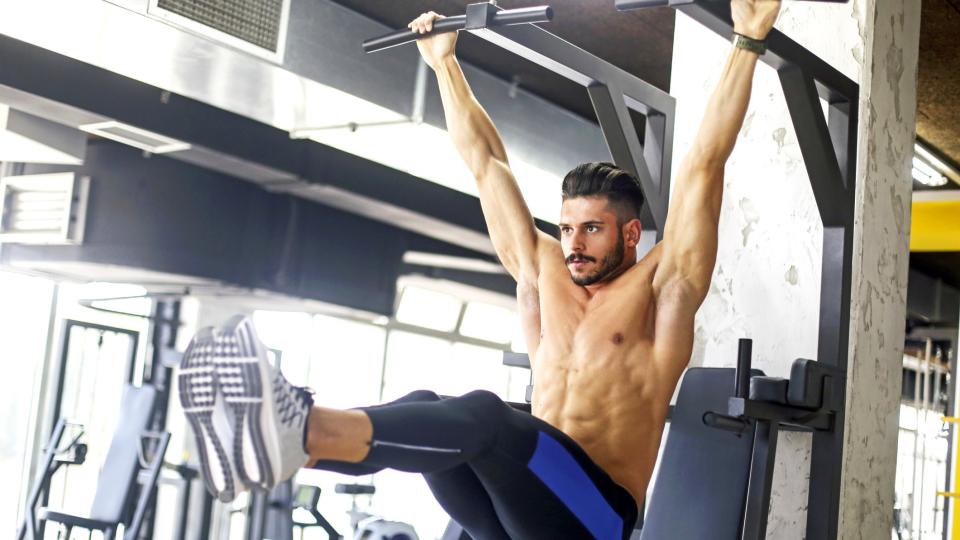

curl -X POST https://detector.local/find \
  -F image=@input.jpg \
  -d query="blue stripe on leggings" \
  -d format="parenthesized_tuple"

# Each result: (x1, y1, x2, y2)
(527, 432, 623, 540)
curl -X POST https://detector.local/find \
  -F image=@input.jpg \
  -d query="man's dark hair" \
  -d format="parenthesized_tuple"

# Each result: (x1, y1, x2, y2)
(561, 162, 645, 224)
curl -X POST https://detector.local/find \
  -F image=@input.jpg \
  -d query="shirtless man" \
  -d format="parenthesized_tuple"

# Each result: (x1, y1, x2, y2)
(177, 1, 782, 538)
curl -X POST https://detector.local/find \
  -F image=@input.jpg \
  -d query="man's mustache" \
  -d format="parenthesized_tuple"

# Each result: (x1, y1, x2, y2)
(566, 254, 596, 264)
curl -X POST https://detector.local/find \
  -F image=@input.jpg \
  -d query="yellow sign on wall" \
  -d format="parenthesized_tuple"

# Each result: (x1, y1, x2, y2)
(911, 200, 960, 252)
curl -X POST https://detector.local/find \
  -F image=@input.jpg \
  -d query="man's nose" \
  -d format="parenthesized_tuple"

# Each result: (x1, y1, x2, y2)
(570, 230, 586, 250)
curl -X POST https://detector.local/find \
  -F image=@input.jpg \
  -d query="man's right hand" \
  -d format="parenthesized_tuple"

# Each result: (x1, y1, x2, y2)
(731, 0, 781, 41)
(409, 12, 458, 71)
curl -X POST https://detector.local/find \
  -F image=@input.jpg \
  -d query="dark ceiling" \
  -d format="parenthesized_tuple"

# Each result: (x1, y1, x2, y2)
(334, 0, 960, 286)
(917, 0, 960, 177)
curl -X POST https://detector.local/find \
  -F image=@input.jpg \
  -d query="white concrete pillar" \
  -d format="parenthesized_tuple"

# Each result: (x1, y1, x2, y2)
(838, 2, 921, 538)
(668, 1, 919, 537)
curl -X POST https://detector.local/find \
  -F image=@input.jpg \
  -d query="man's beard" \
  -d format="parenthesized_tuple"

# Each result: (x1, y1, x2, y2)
(568, 232, 625, 286)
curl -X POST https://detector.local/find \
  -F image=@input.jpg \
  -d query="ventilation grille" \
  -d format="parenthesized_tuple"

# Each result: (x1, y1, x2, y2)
(0, 173, 89, 245)
(78, 121, 190, 154)
(155, 0, 285, 53)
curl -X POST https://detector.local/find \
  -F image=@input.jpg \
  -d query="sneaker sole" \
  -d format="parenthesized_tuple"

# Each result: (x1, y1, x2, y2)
(215, 316, 277, 490)
(177, 328, 238, 502)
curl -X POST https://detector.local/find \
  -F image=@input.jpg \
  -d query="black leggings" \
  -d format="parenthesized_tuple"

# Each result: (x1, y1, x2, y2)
(312, 390, 638, 540)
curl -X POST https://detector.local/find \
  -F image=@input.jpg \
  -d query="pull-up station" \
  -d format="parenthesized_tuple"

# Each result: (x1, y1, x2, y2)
(364, 2, 857, 539)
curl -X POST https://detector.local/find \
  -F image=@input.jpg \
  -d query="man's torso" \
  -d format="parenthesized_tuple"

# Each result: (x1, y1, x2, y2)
(518, 241, 694, 504)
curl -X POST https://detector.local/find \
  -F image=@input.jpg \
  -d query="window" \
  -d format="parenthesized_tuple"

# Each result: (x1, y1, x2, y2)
(0, 271, 55, 534)
(395, 286, 462, 332)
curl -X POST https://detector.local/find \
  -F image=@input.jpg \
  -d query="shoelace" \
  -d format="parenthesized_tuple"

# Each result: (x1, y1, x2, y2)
(274, 373, 314, 427)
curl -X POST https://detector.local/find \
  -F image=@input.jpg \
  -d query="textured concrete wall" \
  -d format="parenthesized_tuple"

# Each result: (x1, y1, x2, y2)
(669, 1, 917, 537)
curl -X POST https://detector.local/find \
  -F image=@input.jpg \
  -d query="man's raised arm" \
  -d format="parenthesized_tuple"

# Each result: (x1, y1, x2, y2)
(412, 13, 547, 281)
(655, 0, 782, 302)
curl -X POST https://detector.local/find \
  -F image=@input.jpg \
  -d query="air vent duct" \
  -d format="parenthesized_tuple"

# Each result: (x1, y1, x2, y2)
(0, 173, 89, 245)
(148, 0, 290, 61)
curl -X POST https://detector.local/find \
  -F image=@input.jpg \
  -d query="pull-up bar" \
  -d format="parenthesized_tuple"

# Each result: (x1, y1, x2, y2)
(363, 5, 554, 53)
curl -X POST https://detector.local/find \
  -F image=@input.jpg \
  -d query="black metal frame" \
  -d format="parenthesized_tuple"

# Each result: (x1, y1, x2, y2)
(366, 2, 676, 241)
(614, 3, 857, 538)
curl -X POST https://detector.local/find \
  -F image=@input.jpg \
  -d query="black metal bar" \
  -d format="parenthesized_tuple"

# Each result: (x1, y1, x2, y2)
(643, 110, 672, 219)
(728, 397, 833, 431)
(126, 432, 171, 540)
(17, 418, 67, 540)
(703, 411, 750, 434)
(588, 83, 664, 232)
(141, 300, 180, 539)
(741, 421, 780, 540)
(777, 65, 848, 227)
(807, 224, 853, 539)
(735, 338, 753, 399)
(827, 101, 856, 190)
(362, 5, 554, 53)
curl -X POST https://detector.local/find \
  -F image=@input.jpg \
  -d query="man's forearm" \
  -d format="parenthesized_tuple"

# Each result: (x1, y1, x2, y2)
(688, 47, 760, 167)
(433, 56, 509, 176)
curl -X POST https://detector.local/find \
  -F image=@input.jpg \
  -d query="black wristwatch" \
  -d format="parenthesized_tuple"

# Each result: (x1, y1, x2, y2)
(732, 32, 767, 55)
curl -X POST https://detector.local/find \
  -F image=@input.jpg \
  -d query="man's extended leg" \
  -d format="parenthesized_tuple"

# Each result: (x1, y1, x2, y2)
(311, 390, 511, 540)
(181, 317, 636, 539)
(308, 390, 637, 540)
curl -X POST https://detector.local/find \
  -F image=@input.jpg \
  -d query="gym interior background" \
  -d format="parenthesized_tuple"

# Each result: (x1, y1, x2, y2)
(0, 0, 955, 539)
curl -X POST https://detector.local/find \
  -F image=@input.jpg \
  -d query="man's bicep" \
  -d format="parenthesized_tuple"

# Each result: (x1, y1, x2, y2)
(652, 284, 698, 377)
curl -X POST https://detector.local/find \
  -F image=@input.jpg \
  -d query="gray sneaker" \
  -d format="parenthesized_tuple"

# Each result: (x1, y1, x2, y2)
(214, 315, 313, 490)
(177, 327, 241, 502)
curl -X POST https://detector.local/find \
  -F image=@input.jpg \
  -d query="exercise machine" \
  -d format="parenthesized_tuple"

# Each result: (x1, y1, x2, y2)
(18, 384, 170, 540)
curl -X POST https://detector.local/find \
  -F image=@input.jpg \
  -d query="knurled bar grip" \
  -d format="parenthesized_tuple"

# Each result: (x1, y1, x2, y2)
(363, 5, 554, 53)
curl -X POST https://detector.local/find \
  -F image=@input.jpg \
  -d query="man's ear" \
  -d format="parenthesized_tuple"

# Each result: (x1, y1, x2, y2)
(624, 218, 642, 248)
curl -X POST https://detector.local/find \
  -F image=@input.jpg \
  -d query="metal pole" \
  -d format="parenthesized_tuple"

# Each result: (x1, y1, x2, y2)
(913, 348, 924, 539)
(943, 343, 957, 540)
(918, 338, 933, 539)
(932, 350, 944, 536)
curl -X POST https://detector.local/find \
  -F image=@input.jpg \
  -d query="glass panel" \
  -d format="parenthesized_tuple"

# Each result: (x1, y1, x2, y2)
(0, 271, 54, 534)
(459, 301, 517, 344)
(395, 287, 462, 332)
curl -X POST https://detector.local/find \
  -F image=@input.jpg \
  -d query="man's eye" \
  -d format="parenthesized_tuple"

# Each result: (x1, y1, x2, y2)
(587, 226, 598, 233)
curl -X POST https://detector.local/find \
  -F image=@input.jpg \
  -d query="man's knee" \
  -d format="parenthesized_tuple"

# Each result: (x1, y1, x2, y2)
(456, 390, 508, 417)
(404, 389, 442, 402)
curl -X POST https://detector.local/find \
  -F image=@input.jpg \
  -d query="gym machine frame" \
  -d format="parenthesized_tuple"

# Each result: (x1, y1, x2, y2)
(614, 3, 858, 539)
(369, 1, 857, 538)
